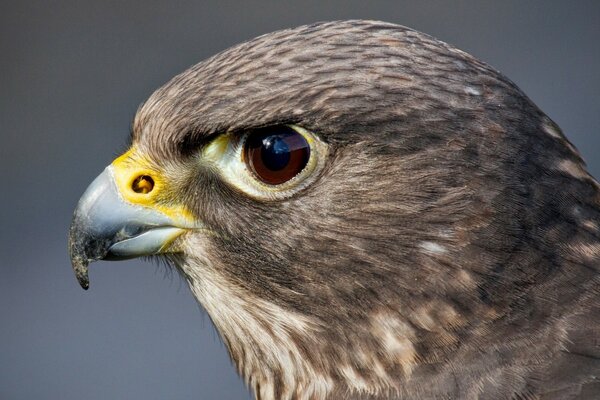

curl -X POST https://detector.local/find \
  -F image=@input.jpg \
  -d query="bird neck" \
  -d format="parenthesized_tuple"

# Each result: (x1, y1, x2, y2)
(176, 248, 582, 400)
(182, 261, 337, 399)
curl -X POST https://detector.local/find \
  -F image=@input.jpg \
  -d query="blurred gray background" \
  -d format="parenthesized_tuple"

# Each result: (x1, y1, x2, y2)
(1, 1, 598, 399)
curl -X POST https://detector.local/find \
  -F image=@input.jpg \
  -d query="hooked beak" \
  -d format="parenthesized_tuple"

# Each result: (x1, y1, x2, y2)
(68, 151, 198, 289)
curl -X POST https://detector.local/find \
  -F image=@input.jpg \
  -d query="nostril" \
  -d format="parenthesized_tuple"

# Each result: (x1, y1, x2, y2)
(132, 175, 154, 194)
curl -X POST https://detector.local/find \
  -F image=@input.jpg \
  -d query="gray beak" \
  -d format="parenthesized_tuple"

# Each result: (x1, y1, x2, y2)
(68, 166, 190, 290)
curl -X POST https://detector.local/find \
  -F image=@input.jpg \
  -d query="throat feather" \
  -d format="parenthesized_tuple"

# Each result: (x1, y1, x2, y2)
(181, 259, 334, 400)
(177, 257, 412, 399)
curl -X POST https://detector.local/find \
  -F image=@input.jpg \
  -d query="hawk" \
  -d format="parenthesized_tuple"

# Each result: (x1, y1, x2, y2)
(68, 21, 600, 399)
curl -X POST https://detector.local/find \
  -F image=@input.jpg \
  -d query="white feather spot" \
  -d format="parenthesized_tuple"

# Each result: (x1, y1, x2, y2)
(371, 313, 417, 376)
(339, 365, 371, 392)
(569, 242, 600, 261)
(464, 86, 481, 96)
(582, 220, 600, 232)
(438, 228, 454, 239)
(557, 159, 589, 180)
(453, 60, 467, 70)
(419, 241, 447, 254)
(542, 120, 562, 138)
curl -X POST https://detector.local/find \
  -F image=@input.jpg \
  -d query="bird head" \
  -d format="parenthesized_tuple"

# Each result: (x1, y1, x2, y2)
(68, 21, 598, 399)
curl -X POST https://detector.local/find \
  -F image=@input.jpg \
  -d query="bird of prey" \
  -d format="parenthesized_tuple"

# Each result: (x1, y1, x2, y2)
(68, 20, 600, 399)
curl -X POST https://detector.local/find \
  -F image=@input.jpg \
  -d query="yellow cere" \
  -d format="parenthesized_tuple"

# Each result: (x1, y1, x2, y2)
(110, 148, 197, 225)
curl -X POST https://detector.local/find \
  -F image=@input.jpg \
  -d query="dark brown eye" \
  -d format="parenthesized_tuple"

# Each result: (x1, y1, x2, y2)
(243, 126, 310, 185)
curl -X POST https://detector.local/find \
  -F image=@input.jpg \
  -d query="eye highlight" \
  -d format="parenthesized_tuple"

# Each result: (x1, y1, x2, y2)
(244, 126, 310, 185)
(201, 125, 327, 200)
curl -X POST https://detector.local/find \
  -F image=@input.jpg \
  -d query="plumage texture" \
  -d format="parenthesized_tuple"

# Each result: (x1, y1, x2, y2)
(129, 21, 600, 399)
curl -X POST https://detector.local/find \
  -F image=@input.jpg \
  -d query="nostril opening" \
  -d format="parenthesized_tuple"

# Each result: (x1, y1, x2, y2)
(132, 175, 154, 194)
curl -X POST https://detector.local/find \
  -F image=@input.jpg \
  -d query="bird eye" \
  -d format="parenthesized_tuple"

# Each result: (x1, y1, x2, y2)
(243, 126, 310, 185)
(201, 124, 327, 200)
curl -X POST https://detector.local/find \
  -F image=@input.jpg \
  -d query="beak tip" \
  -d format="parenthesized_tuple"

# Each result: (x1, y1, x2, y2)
(71, 254, 90, 290)
(69, 236, 90, 290)
(78, 276, 90, 291)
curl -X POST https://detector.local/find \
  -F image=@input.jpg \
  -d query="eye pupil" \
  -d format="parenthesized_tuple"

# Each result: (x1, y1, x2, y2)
(244, 126, 310, 185)
(262, 137, 291, 171)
